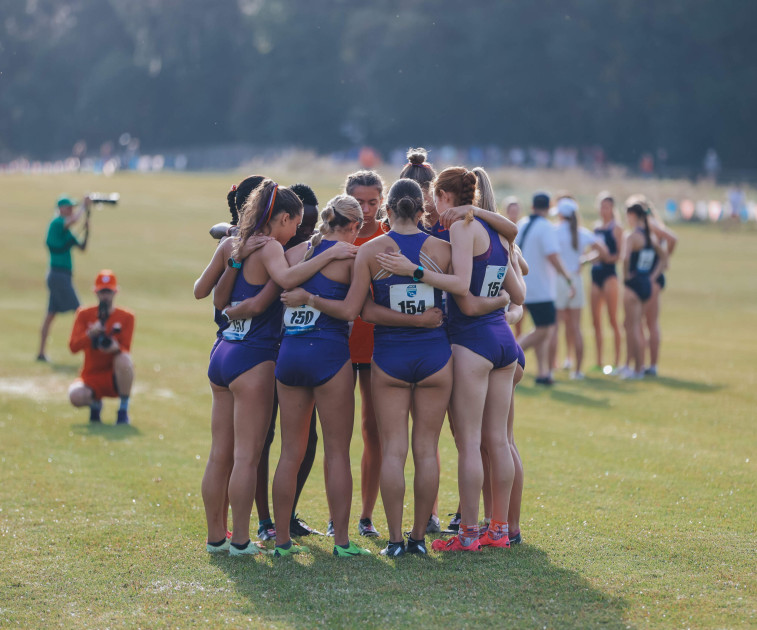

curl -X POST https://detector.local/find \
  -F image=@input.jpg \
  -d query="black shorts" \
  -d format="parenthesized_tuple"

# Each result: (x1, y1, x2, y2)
(526, 301, 556, 327)
(352, 362, 371, 372)
(47, 267, 80, 313)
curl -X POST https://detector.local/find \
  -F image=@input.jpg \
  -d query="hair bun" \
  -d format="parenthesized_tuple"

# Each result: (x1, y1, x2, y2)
(396, 196, 418, 214)
(406, 148, 428, 166)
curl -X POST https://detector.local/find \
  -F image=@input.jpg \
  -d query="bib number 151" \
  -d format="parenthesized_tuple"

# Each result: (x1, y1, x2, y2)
(481, 265, 507, 297)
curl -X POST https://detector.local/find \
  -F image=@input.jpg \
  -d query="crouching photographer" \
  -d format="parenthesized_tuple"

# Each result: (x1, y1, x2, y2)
(68, 270, 135, 424)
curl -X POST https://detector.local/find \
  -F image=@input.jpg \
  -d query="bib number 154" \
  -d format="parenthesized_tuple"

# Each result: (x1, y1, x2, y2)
(389, 283, 434, 315)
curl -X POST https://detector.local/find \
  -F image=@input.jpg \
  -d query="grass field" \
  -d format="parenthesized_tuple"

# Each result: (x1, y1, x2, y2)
(0, 168, 755, 629)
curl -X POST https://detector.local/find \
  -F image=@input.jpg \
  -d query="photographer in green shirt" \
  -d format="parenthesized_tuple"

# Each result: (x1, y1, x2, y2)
(37, 195, 91, 361)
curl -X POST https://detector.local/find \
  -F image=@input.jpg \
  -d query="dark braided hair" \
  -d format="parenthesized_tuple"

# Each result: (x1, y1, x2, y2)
(228, 175, 266, 225)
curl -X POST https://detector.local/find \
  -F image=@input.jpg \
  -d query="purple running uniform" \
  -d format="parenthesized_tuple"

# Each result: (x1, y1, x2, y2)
(372, 231, 451, 383)
(275, 240, 351, 388)
(448, 218, 519, 369)
(207, 263, 283, 388)
(418, 220, 451, 242)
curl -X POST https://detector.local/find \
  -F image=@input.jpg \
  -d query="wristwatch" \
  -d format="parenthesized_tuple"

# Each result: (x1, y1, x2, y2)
(412, 266, 425, 282)
(227, 257, 242, 269)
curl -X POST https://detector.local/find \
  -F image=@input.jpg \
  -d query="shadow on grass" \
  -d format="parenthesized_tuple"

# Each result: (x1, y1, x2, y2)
(517, 383, 611, 408)
(649, 376, 723, 393)
(71, 422, 142, 440)
(48, 362, 79, 374)
(210, 544, 629, 628)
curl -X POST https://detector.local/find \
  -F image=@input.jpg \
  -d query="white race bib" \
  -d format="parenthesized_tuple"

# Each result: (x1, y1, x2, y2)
(637, 248, 655, 273)
(481, 264, 507, 297)
(222, 301, 251, 341)
(389, 283, 434, 315)
(283, 304, 322, 335)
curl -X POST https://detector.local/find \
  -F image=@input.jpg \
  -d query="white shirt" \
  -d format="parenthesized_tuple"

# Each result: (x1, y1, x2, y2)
(515, 215, 559, 303)
(554, 222, 598, 274)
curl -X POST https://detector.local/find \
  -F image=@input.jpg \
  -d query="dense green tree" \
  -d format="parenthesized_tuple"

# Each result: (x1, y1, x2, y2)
(0, 0, 754, 169)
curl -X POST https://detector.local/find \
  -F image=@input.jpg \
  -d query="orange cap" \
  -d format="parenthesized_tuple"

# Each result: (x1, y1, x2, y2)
(94, 269, 118, 292)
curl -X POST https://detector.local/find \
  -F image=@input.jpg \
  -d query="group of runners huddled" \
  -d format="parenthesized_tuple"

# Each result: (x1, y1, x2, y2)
(193, 148, 675, 558)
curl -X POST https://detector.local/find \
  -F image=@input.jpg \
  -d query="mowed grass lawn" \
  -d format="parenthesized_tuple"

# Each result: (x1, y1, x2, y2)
(0, 170, 755, 629)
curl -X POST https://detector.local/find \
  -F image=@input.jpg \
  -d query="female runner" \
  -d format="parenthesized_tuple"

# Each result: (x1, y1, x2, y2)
(379, 168, 525, 552)
(589, 192, 624, 372)
(339, 170, 388, 538)
(620, 196, 665, 380)
(404, 162, 520, 533)
(268, 195, 372, 557)
(207, 180, 356, 556)
(194, 176, 271, 553)
(643, 204, 678, 376)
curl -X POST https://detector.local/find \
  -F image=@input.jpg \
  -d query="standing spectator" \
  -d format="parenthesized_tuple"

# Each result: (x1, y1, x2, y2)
(38, 195, 91, 361)
(549, 197, 607, 380)
(516, 193, 574, 385)
(68, 270, 135, 424)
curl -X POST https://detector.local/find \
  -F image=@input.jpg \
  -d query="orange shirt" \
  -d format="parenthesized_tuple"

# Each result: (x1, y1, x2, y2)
(349, 222, 388, 363)
(69, 305, 135, 377)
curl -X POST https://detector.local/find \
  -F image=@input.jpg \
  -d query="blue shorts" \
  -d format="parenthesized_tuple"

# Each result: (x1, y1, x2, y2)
(275, 336, 350, 388)
(625, 276, 652, 302)
(373, 337, 451, 384)
(517, 344, 526, 369)
(451, 322, 519, 370)
(207, 340, 277, 388)
(591, 265, 617, 288)
(656, 273, 666, 289)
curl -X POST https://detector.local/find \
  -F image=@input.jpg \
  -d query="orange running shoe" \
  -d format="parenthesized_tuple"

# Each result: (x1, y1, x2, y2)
(479, 530, 511, 549)
(431, 535, 481, 552)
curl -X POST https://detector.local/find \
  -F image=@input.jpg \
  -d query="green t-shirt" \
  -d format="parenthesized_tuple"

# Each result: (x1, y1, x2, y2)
(46, 215, 79, 271)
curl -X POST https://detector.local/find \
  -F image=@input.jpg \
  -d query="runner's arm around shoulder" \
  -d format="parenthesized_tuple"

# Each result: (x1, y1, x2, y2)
(223, 280, 282, 320)
(373, 223, 471, 296)
(279, 247, 371, 321)
(439, 206, 518, 242)
(360, 295, 444, 328)
(262, 239, 357, 290)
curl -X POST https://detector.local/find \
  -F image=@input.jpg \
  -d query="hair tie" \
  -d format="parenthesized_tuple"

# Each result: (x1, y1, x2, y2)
(230, 184, 237, 192)
(407, 162, 429, 169)
(253, 184, 278, 231)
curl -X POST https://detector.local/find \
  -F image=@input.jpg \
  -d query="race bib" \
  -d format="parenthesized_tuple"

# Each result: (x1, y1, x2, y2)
(283, 304, 321, 335)
(637, 248, 655, 273)
(389, 283, 434, 315)
(481, 264, 507, 297)
(222, 302, 251, 341)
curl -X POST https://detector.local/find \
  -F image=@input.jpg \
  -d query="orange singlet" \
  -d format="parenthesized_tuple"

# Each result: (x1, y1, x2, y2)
(349, 222, 389, 364)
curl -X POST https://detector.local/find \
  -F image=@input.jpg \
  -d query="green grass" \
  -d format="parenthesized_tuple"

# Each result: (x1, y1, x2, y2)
(0, 169, 755, 628)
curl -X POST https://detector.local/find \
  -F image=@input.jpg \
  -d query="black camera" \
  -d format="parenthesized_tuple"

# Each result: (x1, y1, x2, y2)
(89, 193, 120, 205)
(93, 299, 121, 350)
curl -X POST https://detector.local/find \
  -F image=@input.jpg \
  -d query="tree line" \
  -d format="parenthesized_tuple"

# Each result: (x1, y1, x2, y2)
(1, 0, 754, 169)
